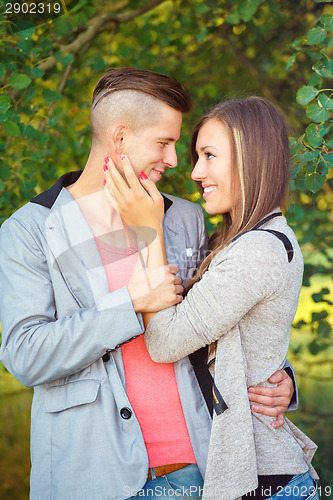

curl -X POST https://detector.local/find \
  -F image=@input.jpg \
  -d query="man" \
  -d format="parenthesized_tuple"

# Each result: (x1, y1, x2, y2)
(0, 68, 296, 500)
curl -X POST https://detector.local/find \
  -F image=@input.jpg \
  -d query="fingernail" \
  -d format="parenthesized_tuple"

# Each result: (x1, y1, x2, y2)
(120, 155, 126, 161)
(104, 156, 109, 164)
(248, 388, 255, 393)
(139, 172, 148, 180)
(103, 164, 108, 172)
(103, 179, 106, 186)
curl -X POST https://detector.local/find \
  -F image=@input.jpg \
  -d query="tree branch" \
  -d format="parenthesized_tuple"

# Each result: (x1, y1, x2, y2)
(38, 0, 167, 73)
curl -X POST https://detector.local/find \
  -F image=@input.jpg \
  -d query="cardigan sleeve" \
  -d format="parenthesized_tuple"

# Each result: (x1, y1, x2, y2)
(145, 231, 290, 363)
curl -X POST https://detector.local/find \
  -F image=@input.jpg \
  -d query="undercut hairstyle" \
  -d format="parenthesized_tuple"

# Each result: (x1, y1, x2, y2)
(186, 96, 291, 291)
(90, 67, 192, 146)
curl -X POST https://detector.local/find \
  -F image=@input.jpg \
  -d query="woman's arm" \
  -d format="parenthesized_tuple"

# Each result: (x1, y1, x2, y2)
(105, 155, 183, 324)
(145, 232, 289, 362)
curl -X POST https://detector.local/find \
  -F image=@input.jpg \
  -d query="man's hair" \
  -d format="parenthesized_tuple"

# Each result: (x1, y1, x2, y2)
(90, 67, 192, 145)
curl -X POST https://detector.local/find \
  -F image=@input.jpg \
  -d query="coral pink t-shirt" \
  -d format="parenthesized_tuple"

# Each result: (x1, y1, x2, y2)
(95, 236, 196, 467)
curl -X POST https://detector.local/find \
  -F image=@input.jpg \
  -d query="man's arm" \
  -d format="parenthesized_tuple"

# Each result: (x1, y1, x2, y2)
(0, 216, 178, 387)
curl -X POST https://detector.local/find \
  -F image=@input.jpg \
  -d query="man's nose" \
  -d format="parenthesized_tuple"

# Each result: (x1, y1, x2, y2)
(164, 146, 178, 169)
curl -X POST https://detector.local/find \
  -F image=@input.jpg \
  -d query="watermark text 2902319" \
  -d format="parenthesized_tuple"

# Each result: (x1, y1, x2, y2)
(3, 0, 77, 32)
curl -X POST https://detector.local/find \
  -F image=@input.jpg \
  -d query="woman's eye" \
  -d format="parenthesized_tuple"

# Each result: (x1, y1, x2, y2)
(205, 152, 215, 159)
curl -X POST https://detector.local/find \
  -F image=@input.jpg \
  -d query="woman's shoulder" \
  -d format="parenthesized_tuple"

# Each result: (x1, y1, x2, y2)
(211, 227, 297, 271)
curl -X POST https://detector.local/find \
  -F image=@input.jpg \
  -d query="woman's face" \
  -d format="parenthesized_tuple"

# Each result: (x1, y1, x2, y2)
(192, 118, 233, 216)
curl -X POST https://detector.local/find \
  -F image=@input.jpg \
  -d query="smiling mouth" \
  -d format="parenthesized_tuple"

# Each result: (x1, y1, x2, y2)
(203, 186, 217, 193)
(151, 168, 164, 180)
(202, 186, 217, 200)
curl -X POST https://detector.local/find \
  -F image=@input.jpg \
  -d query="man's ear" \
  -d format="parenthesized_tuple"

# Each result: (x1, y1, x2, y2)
(111, 123, 130, 153)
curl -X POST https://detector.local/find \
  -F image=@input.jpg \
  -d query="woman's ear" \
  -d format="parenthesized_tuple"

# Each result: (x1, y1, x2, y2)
(112, 123, 130, 154)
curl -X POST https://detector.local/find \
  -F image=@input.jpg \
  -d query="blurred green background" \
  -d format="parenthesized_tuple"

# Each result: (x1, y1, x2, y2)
(0, 0, 332, 498)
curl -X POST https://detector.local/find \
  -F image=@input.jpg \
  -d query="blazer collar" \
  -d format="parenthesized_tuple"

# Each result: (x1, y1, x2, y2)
(31, 170, 173, 213)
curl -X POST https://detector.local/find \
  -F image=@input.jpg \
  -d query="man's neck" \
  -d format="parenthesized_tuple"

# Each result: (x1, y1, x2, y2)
(67, 153, 125, 237)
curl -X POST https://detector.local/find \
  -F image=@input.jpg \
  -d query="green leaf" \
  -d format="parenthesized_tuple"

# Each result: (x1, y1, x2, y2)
(0, 95, 11, 113)
(290, 39, 303, 51)
(238, 0, 264, 23)
(27, 67, 45, 79)
(226, 8, 240, 24)
(194, 4, 210, 14)
(320, 14, 333, 32)
(306, 103, 330, 123)
(322, 153, 333, 166)
(308, 340, 326, 356)
(8, 73, 32, 89)
(304, 161, 316, 174)
(311, 310, 328, 322)
(296, 86, 319, 105)
(305, 123, 323, 147)
(42, 89, 63, 103)
(318, 93, 333, 109)
(318, 321, 332, 337)
(300, 150, 320, 162)
(16, 25, 35, 38)
(4, 120, 20, 137)
(285, 54, 296, 71)
(305, 173, 325, 192)
(317, 161, 328, 178)
(54, 51, 75, 65)
(313, 60, 333, 78)
(307, 26, 327, 45)
(22, 124, 38, 138)
(308, 72, 322, 87)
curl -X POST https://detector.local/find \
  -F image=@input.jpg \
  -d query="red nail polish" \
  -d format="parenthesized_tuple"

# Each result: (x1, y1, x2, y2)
(103, 164, 108, 172)
(104, 156, 109, 164)
(120, 155, 126, 161)
(103, 179, 106, 186)
(139, 172, 148, 181)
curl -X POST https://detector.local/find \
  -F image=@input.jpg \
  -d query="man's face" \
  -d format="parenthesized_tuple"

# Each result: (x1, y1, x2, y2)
(122, 102, 182, 185)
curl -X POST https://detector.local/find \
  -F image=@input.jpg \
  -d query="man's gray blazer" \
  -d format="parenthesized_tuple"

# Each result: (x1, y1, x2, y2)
(0, 171, 212, 500)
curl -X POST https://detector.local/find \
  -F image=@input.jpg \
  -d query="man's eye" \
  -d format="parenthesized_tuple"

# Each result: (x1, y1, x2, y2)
(159, 142, 168, 147)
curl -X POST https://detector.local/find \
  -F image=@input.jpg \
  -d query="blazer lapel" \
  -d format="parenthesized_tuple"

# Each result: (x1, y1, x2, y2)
(45, 188, 110, 309)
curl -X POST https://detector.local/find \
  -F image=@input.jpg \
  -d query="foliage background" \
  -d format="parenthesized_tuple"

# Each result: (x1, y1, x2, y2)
(0, 0, 332, 498)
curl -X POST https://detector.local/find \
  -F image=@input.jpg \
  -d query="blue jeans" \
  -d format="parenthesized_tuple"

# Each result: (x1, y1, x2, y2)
(267, 471, 319, 500)
(125, 464, 203, 499)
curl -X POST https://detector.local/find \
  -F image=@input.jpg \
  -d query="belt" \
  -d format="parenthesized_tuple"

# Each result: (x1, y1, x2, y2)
(147, 463, 190, 479)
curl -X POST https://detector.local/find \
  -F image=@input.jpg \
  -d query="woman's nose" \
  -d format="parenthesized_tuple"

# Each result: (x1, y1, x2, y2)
(191, 160, 206, 181)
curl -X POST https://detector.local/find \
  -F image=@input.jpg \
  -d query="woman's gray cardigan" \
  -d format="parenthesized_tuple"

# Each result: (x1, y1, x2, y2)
(145, 211, 318, 500)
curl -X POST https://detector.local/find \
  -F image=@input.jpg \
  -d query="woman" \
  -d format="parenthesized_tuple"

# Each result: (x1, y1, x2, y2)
(105, 97, 318, 500)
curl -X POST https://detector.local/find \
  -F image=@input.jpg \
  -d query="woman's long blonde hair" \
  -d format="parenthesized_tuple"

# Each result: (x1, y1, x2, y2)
(186, 96, 291, 291)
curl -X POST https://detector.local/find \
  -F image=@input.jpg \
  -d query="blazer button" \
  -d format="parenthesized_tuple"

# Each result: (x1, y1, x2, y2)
(120, 407, 132, 420)
(102, 352, 110, 362)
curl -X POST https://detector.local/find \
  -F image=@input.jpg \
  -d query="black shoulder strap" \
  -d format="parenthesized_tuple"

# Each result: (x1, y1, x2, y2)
(189, 347, 213, 417)
(255, 229, 294, 263)
(233, 212, 294, 263)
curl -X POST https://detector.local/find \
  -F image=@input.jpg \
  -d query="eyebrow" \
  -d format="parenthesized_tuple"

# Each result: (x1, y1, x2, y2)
(157, 136, 178, 142)
(196, 145, 218, 153)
